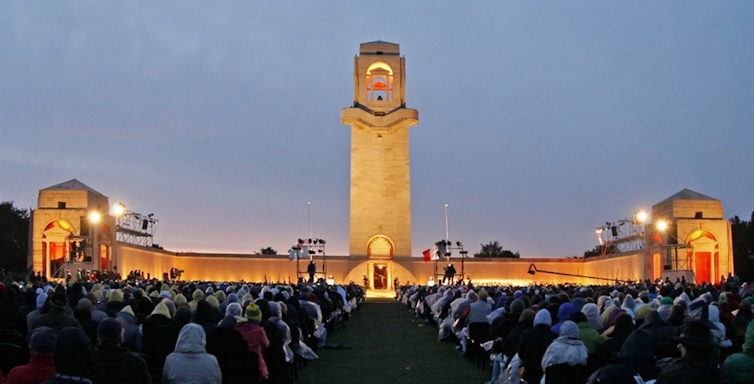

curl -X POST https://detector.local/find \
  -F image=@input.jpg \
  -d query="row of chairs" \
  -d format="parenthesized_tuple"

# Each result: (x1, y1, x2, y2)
(0, 322, 31, 377)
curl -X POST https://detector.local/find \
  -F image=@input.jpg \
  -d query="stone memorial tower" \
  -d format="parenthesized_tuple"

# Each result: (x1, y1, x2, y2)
(341, 41, 419, 259)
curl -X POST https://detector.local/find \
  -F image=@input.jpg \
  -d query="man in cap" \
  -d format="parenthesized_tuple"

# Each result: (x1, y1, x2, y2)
(91, 318, 151, 384)
(4, 326, 57, 384)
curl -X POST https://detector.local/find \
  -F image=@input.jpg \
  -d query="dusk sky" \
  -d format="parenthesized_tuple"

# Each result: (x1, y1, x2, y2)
(1, 2, 752, 258)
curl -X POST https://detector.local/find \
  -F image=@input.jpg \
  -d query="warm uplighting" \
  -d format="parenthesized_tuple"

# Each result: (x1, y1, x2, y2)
(634, 210, 648, 223)
(656, 220, 668, 231)
(89, 212, 101, 223)
(113, 202, 126, 216)
(427, 277, 435, 287)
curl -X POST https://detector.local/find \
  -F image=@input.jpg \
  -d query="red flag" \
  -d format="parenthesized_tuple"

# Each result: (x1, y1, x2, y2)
(423, 249, 431, 262)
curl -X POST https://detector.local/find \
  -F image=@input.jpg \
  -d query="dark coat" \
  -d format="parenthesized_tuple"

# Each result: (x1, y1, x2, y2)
(92, 343, 151, 384)
(141, 314, 172, 381)
(588, 328, 661, 384)
(518, 324, 557, 384)
(207, 326, 260, 384)
(656, 352, 732, 384)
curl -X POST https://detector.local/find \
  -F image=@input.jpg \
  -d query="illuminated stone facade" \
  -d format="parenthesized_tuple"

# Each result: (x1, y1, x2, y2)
(30, 180, 117, 279)
(645, 189, 734, 285)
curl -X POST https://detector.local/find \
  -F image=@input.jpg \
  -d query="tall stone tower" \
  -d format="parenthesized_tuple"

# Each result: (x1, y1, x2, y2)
(341, 41, 419, 258)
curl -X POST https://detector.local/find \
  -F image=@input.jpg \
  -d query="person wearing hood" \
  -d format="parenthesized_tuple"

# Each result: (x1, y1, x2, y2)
(194, 300, 218, 336)
(592, 312, 634, 369)
(572, 311, 601, 354)
(657, 296, 674, 321)
(490, 299, 525, 347)
(264, 301, 291, 384)
(587, 322, 661, 384)
(188, 289, 205, 312)
(517, 309, 558, 384)
(104, 289, 125, 318)
(540, 320, 589, 383)
(162, 323, 221, 384)
(551, 303, 575, 334)
(724, 320, 754, 384)
(582, 303, 602, 331)
(26, 292, 47, 333)
(708, 304, 727, 345)
(116, 305, 142, 353)
(142, 301, 173, 382)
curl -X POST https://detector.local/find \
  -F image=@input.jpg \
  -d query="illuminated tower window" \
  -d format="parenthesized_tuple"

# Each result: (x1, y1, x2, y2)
(366, 62, 393, 101)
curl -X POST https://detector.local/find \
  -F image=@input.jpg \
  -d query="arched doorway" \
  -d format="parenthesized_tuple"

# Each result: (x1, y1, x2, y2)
(686, 230, 719, 285)
(366, 236, 394, 289)
(97, 224, 113, 272)
(41, 220, 74, 278)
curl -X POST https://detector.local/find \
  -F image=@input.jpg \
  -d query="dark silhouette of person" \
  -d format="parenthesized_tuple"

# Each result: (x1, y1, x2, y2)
(443, 264, 456, 284)
(307, 260, 316, 283)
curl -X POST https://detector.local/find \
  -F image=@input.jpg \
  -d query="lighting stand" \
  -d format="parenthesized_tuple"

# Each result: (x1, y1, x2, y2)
(432, 240, 467, 285)
(291, 238, 327, 283)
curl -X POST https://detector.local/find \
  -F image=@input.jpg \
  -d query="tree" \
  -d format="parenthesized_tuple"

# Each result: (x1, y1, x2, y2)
(730, 213, 754, 282)
(257, 247, 278, 255)
(474, 241, 520, 258)
(583, 244, 619, 258)
(0, 201, 30, 273)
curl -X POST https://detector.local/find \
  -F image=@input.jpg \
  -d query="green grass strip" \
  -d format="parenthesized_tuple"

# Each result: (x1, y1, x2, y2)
(297, 299, 491, 384)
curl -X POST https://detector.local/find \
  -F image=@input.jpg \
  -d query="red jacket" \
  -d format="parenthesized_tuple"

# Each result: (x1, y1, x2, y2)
(236, 320, 270, 379)
(5, 353, 56, 384)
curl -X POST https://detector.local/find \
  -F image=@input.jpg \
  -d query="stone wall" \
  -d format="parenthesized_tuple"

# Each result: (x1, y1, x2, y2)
(116, 243, 648, 286)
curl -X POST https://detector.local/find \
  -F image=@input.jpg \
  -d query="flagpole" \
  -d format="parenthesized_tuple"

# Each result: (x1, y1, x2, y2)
(307, 202, 312, 241)
(445, 203, 449, 241)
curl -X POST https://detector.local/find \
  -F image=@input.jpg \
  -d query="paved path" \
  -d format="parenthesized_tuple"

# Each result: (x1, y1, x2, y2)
(297, 299, 491, 384)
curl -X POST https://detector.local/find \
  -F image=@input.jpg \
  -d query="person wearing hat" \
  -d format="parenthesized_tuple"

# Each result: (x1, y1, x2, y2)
(91, 318, 151, 384)
(236, 302, 270, 380)
(31, 292, 82, 334)
(4, 326, 57, 384)
(656, 319, 730, 383)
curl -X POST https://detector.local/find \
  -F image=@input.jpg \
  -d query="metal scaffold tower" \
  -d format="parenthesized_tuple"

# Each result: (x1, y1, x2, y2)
(595, 216, 645, 255)
(116, 211, 158, 247)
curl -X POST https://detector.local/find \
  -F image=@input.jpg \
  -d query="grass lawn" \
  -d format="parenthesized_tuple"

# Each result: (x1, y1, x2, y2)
(296, 299, 491, 384)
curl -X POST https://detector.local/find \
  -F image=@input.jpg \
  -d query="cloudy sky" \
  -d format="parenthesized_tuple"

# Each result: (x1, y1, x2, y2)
(1, 1, 752, 258)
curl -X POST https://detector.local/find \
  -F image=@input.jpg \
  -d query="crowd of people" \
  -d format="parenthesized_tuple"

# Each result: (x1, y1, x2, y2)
(0, 276, 366, 384)
(397, 277, 753, 384)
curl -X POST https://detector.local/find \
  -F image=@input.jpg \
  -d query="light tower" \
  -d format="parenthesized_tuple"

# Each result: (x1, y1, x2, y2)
(341, 41, 419, 259)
